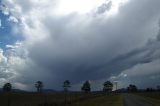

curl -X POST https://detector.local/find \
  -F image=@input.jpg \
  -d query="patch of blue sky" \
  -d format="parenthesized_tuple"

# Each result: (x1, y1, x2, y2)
(0, 9, 22, 50)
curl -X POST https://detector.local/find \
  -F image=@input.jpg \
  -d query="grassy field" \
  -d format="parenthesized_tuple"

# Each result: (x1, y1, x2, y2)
(70, 94, 123, 106)
(0, 92, 123, 106)
(134, 92, 160, 106)
(1, 92, 159, 106)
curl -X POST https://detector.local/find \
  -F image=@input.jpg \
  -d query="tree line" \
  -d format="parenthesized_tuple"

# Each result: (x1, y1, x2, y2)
(35, 80, 114, 93)
(1, 80, 113, 93)
(2, 81, 160, 93)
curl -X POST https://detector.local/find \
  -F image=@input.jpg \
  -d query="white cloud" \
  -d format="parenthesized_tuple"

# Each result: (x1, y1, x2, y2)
(8, 16, 19, 23)
(0, 42, 29, 88)
(0, 3, 10, 15)
(0, 48, 7, 64)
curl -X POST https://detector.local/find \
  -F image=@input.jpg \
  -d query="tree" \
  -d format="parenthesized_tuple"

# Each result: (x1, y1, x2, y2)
(3, 83, 12, 92)
(146, 88, 155, 92)
(103, 81, 113, 92)
(63, 80, 71, 92)
(35, 81, 43, 92)
(157, 86, 160, 91)
(63, 80, 71, 104)
(127, 84, 137, 92)
(81, 80, 91, 93)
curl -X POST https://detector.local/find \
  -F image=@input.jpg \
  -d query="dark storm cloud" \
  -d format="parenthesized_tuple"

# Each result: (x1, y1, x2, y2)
(2, 0, 160, 90)
(18, 0, 160, 90)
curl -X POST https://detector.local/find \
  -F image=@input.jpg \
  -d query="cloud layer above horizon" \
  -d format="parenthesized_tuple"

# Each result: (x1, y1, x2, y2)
(0, 0, 160, 91)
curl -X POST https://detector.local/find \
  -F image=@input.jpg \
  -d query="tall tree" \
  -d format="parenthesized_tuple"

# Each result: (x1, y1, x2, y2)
(103, 81, 113, 92)
(157, 85, 160, 91)
(127, 84, 137, 92)
(35, 81, 43, 92)
(63, 80, 71, 104)
(3, 83, 12, 92)
(81, 80, 91, 93)
(63, 80, 71, 92)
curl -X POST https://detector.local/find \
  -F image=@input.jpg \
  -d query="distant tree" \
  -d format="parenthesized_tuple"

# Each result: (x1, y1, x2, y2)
(3, 83, 12, 92)
(63, 80, 71, 104)
(81, 80, 91, 93)
(146, 88, 155, 92)
(127, 84, 137, 92)
(157, 86, 160, 91)
(63, 80, 71, 92)
(103, 81, 113, 92)
(35, 81, 43, 92)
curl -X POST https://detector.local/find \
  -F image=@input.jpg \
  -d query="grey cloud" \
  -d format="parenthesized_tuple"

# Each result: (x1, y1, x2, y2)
(0, 69, 13, 78)
(109, 33, 160, 89)
(24, 0, 160, 90)
(114, 74, 160, 89)
(156, 20, 160, 41)
(96, 1, 112, 14)
(1, 0, 160, 90)
(118, 72, 160, 89)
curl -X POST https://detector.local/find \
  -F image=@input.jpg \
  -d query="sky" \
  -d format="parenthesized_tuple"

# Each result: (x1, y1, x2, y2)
(0, 0, 160, 91)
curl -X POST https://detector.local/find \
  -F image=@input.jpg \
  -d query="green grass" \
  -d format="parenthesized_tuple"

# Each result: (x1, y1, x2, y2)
(0, 93, 123, 106)
(70, 94, 123, 106)
(0, 93, 72, 106)
(134, 92, 160, 106)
